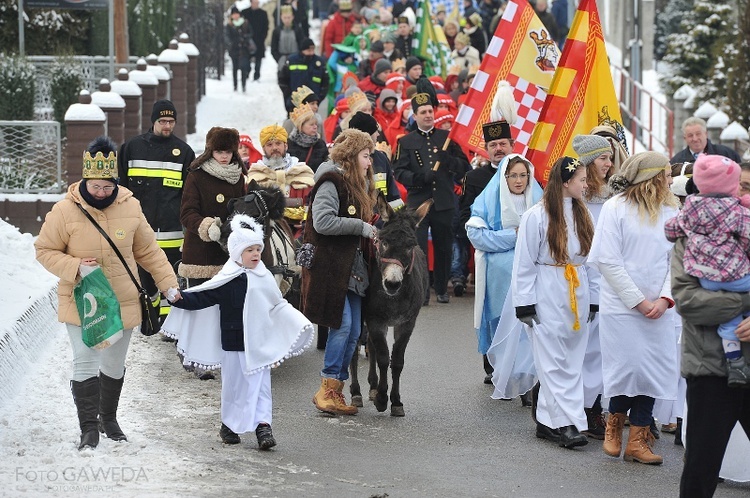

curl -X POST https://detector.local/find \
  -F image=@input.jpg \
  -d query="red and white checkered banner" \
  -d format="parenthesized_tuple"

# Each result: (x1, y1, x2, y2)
(450, 0, 559, 158)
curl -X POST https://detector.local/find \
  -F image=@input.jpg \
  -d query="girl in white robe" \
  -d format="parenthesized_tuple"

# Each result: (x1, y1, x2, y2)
(162, 215, 314, 449)
(588, 151, 680, 465)
(512, 156, 598, 449)
(573, 133, 618, 440)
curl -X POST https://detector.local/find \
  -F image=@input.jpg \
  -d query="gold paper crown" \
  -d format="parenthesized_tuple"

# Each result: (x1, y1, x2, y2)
(291, 85, 314, 108)
(290, 103, 315, 128)
(391, 58, 406, 72)
(280, 5, 293, 15)
(82, 150, 117, 179)
(347, 91, 370, 112)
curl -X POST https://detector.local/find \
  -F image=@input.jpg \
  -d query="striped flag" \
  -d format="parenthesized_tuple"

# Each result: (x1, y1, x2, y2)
(412, 0, 453, 79)
(449, 0, 560, 158)
(525, 0, 624, 185)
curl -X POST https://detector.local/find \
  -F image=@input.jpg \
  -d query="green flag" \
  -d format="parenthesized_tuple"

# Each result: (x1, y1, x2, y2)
(411, 0, 453, 79)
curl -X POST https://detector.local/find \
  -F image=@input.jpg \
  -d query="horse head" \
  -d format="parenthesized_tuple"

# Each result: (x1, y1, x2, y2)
(374, 195, 428, 296)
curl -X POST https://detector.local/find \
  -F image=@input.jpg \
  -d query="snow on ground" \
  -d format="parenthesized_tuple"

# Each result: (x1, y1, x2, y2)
(0, 52, 316, 496)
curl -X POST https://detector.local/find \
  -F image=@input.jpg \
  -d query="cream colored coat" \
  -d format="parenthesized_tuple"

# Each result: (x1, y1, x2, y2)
(35, 182, 178, 329)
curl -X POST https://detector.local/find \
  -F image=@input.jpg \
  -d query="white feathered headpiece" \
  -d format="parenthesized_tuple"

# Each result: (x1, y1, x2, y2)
(489, 80, 517, 125)
(228, 214, 265, 263)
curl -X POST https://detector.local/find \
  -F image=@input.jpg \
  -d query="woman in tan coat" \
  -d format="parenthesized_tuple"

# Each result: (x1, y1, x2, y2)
(35, 137, 178, 451)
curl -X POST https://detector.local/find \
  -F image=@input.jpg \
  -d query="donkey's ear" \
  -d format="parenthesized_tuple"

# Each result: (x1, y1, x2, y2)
(376, 191, 395, 223)
(248, 178, 260, 190)
(414, 199, 433, 227)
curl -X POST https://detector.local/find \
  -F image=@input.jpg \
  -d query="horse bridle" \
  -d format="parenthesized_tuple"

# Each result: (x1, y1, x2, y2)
(376, 244, 417, 275)
(243, 190, 269, 223)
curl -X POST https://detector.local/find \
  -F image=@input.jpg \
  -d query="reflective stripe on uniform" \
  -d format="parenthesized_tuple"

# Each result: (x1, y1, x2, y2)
(128, 168, 182, 181)
(156, 230, 183, 249)
(312, 77, 321, 83)
(129, 159, 183, 172)
(289, 65, 308, 71)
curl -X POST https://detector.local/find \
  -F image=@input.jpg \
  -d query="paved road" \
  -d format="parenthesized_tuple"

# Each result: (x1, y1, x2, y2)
(235, 290, 748, 497)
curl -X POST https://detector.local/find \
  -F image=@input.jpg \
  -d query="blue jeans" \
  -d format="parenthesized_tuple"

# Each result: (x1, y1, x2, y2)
(450, 237, 470, 283)
(321, 291, 362, 381)
(699, 274, 750, 340)
(609, 395, 655, 427)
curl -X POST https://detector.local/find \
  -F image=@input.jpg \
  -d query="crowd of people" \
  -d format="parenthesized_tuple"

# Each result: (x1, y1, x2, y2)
(31, 1, 750, 496)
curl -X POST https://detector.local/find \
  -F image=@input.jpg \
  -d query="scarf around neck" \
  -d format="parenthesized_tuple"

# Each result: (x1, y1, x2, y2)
(201, 157, 242, 184)
(289, 128, 320, 147)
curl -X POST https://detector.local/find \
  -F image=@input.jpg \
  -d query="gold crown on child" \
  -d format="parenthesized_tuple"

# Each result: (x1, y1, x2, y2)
(82, 150, 117, 179)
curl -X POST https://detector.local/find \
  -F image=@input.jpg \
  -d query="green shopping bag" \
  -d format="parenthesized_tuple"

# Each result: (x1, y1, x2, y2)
(74, 266, 124, 350)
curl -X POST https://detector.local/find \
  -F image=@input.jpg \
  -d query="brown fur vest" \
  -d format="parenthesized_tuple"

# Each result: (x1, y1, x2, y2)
(300, 171, 362, 329)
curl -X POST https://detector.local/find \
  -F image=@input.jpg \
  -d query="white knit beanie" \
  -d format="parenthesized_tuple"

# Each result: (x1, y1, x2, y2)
(227, 214, 265, 264)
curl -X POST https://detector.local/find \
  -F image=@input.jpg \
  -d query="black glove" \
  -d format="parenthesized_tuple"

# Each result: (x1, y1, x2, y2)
(437, 150, 452, 170)
(516, 305, 539, 328)
(588, 304, 599, 323)
(422, 169, 435, 185)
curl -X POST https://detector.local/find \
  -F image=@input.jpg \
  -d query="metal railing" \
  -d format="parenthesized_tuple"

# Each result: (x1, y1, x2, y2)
(611, 64, 674, 158)
(27, 56, 170, 121)
(0, 121, 63, 193)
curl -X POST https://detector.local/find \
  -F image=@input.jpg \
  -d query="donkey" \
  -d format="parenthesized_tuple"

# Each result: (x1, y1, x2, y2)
(350, 195, 429, 416)
(219, 179, 301, 308)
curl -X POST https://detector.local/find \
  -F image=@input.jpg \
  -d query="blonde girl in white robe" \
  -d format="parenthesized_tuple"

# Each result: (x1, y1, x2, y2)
(513, 156, 598, 449)
(588, 151, 680, 465)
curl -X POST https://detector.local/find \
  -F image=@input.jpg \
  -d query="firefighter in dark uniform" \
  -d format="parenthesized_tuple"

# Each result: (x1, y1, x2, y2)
(393, 92, 470, 304)
(278, 38, 329, 114)
(117, 100, 196, 330)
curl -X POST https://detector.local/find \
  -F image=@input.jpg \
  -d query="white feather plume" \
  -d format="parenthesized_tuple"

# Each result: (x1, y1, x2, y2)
(490, 80, 517, 125)
(230, 213, 264, 239)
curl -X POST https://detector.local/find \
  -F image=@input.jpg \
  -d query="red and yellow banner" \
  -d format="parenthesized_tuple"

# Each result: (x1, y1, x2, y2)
(450, 0, 559, 158)
(525, 0, 623, 185)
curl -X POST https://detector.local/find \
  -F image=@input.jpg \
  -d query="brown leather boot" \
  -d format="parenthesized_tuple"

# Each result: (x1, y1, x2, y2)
(331, 379, 358, 415)
(624, 426, 664, 465)
(312, 378, 340, 415)
(603, 412, 626, 457)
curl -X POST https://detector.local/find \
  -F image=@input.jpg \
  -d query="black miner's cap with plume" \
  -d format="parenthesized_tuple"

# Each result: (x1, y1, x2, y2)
(415, 74, 438, 107)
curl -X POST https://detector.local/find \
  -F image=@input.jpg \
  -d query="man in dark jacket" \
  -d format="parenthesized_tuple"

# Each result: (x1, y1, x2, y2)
(118, 100, 196, 329)
(278, 38, 329, 113)
(671, 237, 750, 497)
(242, 0, 269, 81)
(670, 116, 741, 164)
(393, 92, 470, 304)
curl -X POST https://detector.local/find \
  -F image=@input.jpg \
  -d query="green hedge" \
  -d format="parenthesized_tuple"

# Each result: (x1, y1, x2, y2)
(0, 55, 36, 121)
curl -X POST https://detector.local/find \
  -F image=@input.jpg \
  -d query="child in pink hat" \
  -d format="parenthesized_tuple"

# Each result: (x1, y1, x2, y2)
(665, 154, 750, 387)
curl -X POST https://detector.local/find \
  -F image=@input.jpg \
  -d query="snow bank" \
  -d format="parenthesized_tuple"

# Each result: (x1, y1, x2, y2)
(0, 220, 59, 407)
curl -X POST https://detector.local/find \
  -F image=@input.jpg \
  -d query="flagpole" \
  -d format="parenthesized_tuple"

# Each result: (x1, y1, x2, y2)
(432, 137, 452, 171)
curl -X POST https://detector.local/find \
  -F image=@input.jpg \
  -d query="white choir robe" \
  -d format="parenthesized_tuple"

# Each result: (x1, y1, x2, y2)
(588, 195, 679, 401)
(582, 199, 606, 408)
(512, 198, 599, 431)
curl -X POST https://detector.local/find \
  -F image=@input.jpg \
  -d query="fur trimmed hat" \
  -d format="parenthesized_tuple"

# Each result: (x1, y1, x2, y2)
(330, 128, 375, 164)
(206, 126, 240, 153)
(572, 134, 611, 166)
(608, 151, 669, 194)
(693, 154, 741, 196)
(228, 214, 265, 264)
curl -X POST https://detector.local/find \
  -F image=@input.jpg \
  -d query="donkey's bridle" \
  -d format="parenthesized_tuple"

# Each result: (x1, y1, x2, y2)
(377, 245, 417, 275)
(243, 190, 269, 222)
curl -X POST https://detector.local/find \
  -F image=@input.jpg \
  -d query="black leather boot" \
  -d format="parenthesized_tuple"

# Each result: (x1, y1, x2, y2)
(256, 423, 277, 450)
(71, 377, 100, 450)
(674, 417, 683, 447)
(99, 373, 128, 441)
(559, 425, 588, 449)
